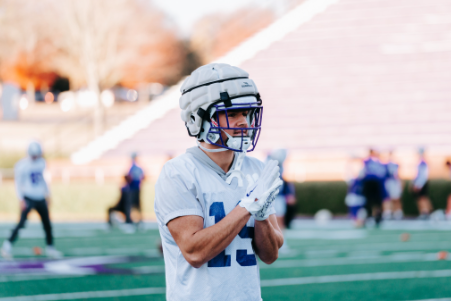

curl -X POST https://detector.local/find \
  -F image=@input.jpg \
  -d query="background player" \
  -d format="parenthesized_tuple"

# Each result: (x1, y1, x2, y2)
(1, 141, 62, 259)
(412, 148, 432, 219)
(107, 175, 134, 231)
(127, 152, 145, 225)
(446, 160, 451, 220)
(267, 149, 296, 250)
(345, 177, 366, 227)
(383, 150, 403, 220)
(359, 148, 387, 227)
(155, 63, 283, 300)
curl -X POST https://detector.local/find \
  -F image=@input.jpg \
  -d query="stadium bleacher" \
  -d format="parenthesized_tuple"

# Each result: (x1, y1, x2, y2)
(81, 0, 451, 181)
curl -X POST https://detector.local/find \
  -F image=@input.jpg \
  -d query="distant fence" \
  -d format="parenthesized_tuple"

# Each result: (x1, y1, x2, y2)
(295, 180, 451, 216)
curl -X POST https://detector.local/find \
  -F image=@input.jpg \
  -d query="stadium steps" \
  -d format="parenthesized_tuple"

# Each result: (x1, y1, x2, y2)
(80, 0, 451, 180)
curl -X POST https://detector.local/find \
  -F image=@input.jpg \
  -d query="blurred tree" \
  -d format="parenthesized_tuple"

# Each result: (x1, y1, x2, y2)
(46, 0, 184, 135)
(0, 0, 184, 135)
(190, 6, 274, 64)
(0, 0, 55, 93)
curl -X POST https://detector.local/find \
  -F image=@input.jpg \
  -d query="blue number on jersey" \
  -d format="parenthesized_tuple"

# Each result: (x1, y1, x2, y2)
(237, 223, 257, 266)
(208, 202, 256, 267)
(30, 172, 42, 185)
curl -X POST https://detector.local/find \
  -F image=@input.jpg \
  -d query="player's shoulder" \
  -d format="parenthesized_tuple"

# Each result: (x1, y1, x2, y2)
(160, 153, 197, 177)
(14, 157, 31, 169)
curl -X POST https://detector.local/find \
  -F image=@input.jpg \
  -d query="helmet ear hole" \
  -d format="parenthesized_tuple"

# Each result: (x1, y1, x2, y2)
(190, 115, 195, 122)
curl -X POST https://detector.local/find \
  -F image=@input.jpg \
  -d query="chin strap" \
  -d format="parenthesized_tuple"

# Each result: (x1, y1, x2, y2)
(226, 150, 246, 187)
(198, 130, 250, 187)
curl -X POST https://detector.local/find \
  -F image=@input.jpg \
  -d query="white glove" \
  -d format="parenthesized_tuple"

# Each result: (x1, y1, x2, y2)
(239, 160, 282, 220)
(254, 178, 283, 221)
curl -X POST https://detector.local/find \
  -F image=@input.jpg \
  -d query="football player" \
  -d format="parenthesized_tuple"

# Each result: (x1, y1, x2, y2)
(384, 151, 403, 220)
(345, 177, 366, 227)
(267, 149, 296, 251)
(107, 174, 134, 228)
(412, 148, 432, 219)
(155, 63, 283, 300)
(127, 152, 145, 224)
(1, 141, 62, 259)
(359, 148, 388, 226)
(445, 160, 451, 220)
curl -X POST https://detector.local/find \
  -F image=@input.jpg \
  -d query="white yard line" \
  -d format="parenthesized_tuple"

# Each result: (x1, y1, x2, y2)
(289, 241, 451, 253)
(0, 287, 166, 301)
(0, 275, 82, 283)
(407, 299, 451, 301)
(261, 269, 451, 287)
(261, 252, 446, 269)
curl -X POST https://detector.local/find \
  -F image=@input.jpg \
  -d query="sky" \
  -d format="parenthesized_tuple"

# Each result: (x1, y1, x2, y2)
(152, 0, 283, 36)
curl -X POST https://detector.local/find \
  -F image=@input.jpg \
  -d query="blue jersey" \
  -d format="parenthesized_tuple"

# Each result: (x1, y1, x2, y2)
(345, 178, 365, 207)
(128, 163, 144, 189)
(361, 158, 387, 182)
(348, 178, 364, 196)
(278, 180, 295, 198)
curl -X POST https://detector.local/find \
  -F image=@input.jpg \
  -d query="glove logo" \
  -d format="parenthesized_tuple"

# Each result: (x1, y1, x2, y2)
(246, 185, 257, 197)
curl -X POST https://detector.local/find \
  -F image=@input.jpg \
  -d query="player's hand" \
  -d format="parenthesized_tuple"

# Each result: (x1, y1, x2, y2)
(239, 160, 282, 219)
(253, 178, 283, 221)
(20, 200, 26, 211)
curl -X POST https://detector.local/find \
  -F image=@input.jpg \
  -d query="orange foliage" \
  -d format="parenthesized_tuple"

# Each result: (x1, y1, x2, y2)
(190, 7, 275, 64)
(119, 7, 185, 88)
(0, 47, 57, 90)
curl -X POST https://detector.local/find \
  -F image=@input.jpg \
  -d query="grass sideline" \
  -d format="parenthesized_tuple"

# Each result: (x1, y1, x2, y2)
(1, 220, 451, 300)
(0, 181, 156, 221)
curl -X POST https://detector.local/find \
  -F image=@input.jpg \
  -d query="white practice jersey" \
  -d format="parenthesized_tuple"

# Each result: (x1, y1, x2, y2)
(155, 147, 275, 301)
(14, 157, 49, 201)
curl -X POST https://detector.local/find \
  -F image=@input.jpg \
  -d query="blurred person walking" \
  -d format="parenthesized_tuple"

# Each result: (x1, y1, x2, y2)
(1, 142, 62, 259)
(412, 148, 432, 220)
(127, 152, 145, 225)
(383, 151, 403, 220)
(359, 149, 388, 227)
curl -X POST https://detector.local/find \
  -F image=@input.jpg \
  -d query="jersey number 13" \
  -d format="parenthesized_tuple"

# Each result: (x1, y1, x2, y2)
(208, 202, 257, 267)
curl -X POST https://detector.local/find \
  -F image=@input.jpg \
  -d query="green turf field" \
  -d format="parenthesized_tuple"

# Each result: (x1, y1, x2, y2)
(1, 220, 451, 301)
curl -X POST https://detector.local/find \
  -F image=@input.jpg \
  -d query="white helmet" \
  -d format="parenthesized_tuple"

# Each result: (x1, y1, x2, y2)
(268, 149, 287, 166)
(28, 141, 42, 157)
(179, 63, 263, 152)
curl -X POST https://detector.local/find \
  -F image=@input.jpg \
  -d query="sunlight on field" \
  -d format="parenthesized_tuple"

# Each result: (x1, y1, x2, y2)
(0, 181, 156, 222)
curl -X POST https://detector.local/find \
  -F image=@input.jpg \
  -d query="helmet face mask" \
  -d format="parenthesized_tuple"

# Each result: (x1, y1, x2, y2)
(203, 98, 263, 152)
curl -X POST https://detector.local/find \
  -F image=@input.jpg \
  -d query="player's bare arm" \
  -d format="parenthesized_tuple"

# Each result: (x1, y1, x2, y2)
(254, 214, 284, 264)
(168, 206, 250, 268)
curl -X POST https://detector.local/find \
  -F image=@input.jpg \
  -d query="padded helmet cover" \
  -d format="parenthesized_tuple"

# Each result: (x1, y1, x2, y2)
(179, 63, 260, 139)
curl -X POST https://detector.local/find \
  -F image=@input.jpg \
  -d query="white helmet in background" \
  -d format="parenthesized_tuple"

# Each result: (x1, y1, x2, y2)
(28, 141, 43, 158)
(267, 149, 287, 175)
(268, 149, 287, 166)
(179, 63, 263, 153)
